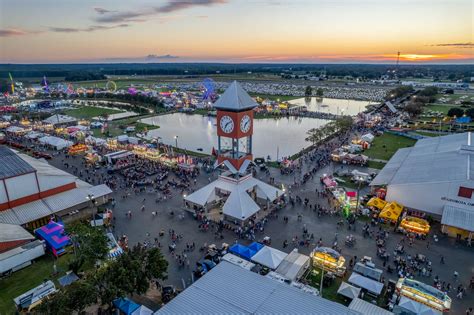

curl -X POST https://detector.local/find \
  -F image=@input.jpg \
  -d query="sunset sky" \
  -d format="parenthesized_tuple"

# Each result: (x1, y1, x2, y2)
(0, 0, 472, 63)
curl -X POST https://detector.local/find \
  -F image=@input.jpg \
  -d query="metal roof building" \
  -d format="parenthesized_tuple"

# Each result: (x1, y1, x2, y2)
(370, 132, 474, 240)
(156, 261, 360, 315)
(0, 146, 112, 227)
(0, 146, 35, 179)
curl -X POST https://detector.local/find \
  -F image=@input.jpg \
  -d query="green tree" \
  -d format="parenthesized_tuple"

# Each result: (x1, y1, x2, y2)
(465, 108, 474, 119)
(404, 102, 424, 116)
(334, 116, 353, 132)
(94, 246, 168, 307)
(305, 128, 323, 145)
(447, 107, 465, 117)
(304, 85, 312, 97)
(68, 222, 109, 273)
(316, 88, 324, 97)
(419, 86, 438, 97)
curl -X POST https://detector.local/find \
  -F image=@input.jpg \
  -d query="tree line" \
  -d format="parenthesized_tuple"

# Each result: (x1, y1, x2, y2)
(36, 222, 168, 315)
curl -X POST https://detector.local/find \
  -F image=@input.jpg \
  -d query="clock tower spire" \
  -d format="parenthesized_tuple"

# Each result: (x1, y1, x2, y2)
(214, 81, 257, 172)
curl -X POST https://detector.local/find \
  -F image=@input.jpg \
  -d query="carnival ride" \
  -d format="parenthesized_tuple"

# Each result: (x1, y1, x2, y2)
(106, 80, 117, 92)
(202, 78, 216, 100)
(41, 75, 49, 92)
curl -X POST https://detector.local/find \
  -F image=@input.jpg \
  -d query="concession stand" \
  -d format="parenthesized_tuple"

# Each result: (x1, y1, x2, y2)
(311, 247, 346, 276)
(398, 216, 430, 235)
(395, 278, 451, 313)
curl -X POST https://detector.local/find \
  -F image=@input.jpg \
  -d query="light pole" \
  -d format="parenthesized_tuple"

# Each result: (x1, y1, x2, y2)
(319, 265, 325, 296)
(355, 176, 362, 213)
(87, 193, 96, 227)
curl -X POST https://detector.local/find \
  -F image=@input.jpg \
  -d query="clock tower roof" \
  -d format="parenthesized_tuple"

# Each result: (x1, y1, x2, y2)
(213, 81, 258, 112)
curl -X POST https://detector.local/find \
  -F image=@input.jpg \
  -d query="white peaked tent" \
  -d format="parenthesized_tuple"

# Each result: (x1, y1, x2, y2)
(131, 305, 153, 315)
(396, 297, 442, 315)
(337, 282, 361, 300)
(184, 174, 284, 221)
(251, 246, 287, 269)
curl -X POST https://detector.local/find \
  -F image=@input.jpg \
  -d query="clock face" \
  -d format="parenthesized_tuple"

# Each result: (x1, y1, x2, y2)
(220, 115, 234, 133)
(240, 115, 251, 133)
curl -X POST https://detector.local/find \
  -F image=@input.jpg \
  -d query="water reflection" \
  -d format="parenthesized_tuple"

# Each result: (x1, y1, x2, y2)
(290, 97, 371, 116)
(140, 113, 328, 160)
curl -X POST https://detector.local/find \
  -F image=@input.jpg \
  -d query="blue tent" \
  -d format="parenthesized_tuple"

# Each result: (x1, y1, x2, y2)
(248, 242, 264, 253)
(229, 244, 256, 260)
(113, 298, 140, 315)
(456, 116, 471, 124)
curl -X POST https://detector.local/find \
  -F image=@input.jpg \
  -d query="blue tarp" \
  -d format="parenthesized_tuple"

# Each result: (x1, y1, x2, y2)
(58, 272, 79, 287)
(456, 116, 471, 124)
(229, 244, 256, 260)
(113, 298, 140, 315)
(248, 242, 264, 253)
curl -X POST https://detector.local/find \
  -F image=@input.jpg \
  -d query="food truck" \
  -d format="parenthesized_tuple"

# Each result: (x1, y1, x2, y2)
(398, 216, 430, 235)
(395, 278, 451, 313)
(311, 247, 346, 276)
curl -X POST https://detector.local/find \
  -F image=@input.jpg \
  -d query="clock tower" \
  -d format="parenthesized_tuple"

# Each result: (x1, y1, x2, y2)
(214, 81, 257, 171)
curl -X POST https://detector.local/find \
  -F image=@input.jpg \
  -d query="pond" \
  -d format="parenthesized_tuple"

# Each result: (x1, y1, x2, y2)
(140, 113, 329, 160)
(289, 97, 372, 116)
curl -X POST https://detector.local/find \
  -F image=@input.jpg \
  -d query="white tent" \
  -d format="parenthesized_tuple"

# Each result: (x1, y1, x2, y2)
(185, 174, 284, 221)
(396, 297, 442, 315)
(131, 305, 153, 315)
(38, 136, 73, 150)
(251, 246, 287, 269)
(337, 282, 361, 300)
(349, 298, 393, 315)
(275, 249, 310, 281)
(361, 133, 375, 143)
(25, 131, 42, 139)
(348, 273, 384, 296)
(6, 126, 25, 133)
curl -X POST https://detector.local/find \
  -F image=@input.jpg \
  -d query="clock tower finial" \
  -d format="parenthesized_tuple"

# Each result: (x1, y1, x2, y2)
(214, 81, 257, 171)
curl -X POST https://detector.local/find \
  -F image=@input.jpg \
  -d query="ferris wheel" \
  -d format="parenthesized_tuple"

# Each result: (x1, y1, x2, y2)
(106, 81, 117, 92)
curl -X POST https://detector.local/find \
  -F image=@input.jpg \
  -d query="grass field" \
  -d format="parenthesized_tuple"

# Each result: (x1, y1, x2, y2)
(424, 104, 455, 115)
(64, 106, 123, 119)
(249, 93, 301, 101)
(0, 253, 73, 314)
(69, 79, 166, 90)
(366, 160, 387, 169)
(306, 268, 348, 306)
(336, 176, 368, 190)
(364, 133, 416, 161)
(92, 116, 159, 138)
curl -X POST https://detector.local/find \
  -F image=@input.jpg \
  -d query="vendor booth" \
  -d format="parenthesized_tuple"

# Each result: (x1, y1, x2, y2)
(379, 201, 404, 223)
(229, 244, 256, 261)
(250, 246, 287, 270)
(38, 136, 73, 150)
(68, 143, 88, 155)
(275, 249, 310, 282)
(311, 247, 346, 276)
(366, 197, 387, 210)
(348, 273, 384, 296)
(395, 278, 451, 313)
(35, 221, 70, 257)
(399, 216, 430, 235)
(337, 282, 361, 300)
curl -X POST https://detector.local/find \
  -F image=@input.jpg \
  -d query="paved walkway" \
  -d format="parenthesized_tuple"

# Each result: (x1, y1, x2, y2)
(40, 146, 474, 314)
